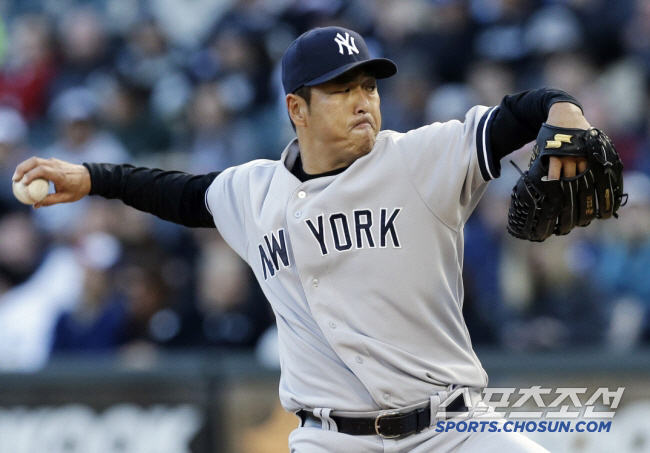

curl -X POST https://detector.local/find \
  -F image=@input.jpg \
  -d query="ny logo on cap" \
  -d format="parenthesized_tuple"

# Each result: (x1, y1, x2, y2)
(334, 32, 359, 55)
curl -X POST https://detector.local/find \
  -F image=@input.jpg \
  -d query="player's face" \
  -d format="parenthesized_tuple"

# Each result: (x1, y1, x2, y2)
(307, 71, 381, 161)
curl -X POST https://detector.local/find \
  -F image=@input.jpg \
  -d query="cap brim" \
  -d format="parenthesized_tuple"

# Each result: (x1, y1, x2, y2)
(302, 58, 397, 89)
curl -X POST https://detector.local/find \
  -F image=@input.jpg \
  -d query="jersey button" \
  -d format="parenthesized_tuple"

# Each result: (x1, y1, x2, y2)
(329, 321, 336, 329)
(384, 394, 391, 402)
(298, 191, 306, 199)
(312, 278, 319, 287)
(356, 356, 363, 364)
(294, 211, 302, 218)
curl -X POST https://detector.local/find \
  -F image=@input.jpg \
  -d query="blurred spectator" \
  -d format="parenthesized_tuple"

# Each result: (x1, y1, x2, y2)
(211, 0, 280, 35)
(50, 7, 112, 98)
(524, 4, 583, 58)
(421, 1, 478, 83)
(539, 52, 597, 98)
(116, 19, 177, 89)
(467, 61, 515, 107)
(36, 87, 129, 235)
(0, 212, 45, 296)
(425, 83, 478, 124)
(148, 0, 233, 48)
(149, 70, 194, 125)
(0, 13, 56, 121)
(0, 108, 43, 294)
(45, 87, 129, 163)
(185, 82, 234, 172)
(118, 246, 173, 345)
(0, 240, 84, 371)
(473, 0, 535, 62)
(0, 106, 29, 215)
(191, 27, 274, 112)
(505, 232, 604, 349)
(583, 172, 650, 349)
(632, 109, 650, 174)
(380, 60, 433, 132)
(192, 230, 273, 348)
(99, 79, 172, 157)
(571, 0, 634, 66)
(51, 232, 128, 353)
(625, 0, 650, 74)
(373, 0, 430, 43)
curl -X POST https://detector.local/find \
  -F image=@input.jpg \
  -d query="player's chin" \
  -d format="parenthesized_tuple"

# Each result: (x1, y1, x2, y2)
(351, 129, 376, 152)
(349, 136, 374, 156)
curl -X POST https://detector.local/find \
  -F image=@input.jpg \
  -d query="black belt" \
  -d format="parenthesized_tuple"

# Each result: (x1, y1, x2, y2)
(297, 394, 468, 438)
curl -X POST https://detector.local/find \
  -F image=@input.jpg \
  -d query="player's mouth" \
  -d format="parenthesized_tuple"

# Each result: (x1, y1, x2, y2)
(352, 116, 374, 131)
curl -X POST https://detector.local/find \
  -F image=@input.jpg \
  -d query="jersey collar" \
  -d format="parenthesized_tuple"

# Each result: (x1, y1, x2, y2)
(281, 138, 301, 173)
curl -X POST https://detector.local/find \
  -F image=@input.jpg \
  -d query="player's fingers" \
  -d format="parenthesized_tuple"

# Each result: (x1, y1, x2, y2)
(577, 158, 587, 174)
(548, 157, 562, 180)
(562, 158, 577, 178)
(22, 165, 65, 186)
(34, 191, 68, 208)
(12, 157, 50, 182)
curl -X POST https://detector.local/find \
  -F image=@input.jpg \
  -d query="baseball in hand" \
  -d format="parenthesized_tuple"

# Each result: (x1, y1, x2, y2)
(12, 178, 49, 205)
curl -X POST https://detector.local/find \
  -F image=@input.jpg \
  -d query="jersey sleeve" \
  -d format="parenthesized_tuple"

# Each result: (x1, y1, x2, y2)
(393, 105, 498, 230)
(205, 165, 251, 259)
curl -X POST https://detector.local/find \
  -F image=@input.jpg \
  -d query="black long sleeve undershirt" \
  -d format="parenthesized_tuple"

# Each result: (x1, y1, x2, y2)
(489, 87, 582, 162)
(83, 87, 582, 228)
(83, 163, 219, 228)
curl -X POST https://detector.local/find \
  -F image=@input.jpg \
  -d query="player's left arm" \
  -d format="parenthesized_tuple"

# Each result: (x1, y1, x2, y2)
(488, 87, 590, 180)
(544, 102, 589, 179)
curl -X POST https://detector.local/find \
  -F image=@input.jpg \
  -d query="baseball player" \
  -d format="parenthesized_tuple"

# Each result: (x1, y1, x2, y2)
(14, 27, 596, 452)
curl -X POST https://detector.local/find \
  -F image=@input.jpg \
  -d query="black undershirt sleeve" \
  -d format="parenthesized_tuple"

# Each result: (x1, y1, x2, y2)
(489, 87, 582, 165)
(82, 163, 219, 228)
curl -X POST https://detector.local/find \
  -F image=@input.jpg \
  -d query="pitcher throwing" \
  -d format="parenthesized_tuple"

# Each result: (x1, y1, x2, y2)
(14, 26, 624, 452)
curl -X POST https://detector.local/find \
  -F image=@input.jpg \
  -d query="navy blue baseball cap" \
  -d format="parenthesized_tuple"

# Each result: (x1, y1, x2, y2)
(282, 27, 397, 95)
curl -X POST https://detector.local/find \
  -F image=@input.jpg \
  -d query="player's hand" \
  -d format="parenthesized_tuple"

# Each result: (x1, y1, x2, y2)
(545, 102, 590, 180)
(12, 157, 91, 208)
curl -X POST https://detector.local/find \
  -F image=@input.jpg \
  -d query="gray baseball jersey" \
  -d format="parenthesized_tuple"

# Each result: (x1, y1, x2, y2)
(206, 105, 499, 413)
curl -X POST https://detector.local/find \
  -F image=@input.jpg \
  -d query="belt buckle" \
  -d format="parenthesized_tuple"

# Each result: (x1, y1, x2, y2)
(374, 411, 401, 439)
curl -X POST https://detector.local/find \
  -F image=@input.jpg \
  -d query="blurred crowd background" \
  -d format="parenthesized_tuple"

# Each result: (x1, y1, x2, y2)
(0, 0, 648, 372)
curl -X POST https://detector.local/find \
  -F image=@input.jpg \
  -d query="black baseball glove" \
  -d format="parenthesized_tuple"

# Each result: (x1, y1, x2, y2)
(507, 124, 626, 242)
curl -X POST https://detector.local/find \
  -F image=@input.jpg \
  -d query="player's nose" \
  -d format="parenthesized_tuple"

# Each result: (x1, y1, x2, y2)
(352, 87, 371, 115)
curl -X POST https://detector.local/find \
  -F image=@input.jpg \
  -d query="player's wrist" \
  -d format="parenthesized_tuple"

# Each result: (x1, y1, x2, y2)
(546, 103, 591, 130)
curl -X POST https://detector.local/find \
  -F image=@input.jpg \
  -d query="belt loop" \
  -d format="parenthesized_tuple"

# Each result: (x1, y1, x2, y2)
(313, 408, 338, 432)
(430, 391, 447, 425)
(466, 388, 481, 409)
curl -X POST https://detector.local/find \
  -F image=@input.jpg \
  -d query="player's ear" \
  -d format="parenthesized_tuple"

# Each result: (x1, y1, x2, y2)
(287, 94, 308, 128)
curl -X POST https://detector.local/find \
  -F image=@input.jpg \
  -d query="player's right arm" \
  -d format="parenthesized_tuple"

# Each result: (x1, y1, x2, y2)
(12, 157, 218, 228)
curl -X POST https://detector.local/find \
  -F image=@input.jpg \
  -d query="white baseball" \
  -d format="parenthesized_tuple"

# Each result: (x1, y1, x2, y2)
(12, 178, 50, 205)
